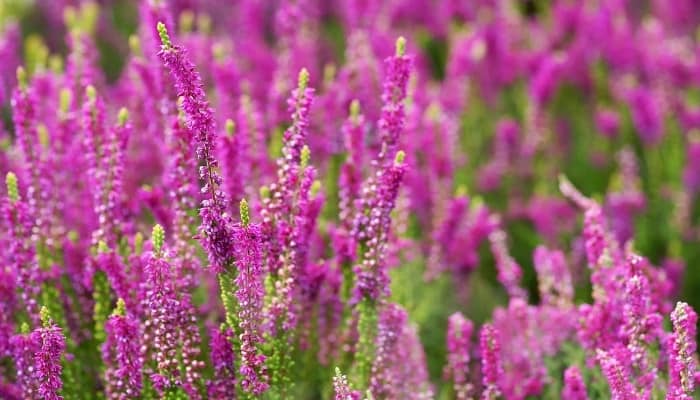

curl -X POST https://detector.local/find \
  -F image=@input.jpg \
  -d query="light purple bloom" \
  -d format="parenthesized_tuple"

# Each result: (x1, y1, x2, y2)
(352, 152, 407, 302)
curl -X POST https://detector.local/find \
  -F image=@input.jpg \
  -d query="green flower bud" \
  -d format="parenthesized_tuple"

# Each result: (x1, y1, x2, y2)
(396, 36, 406, 57)
(301, 145, 311, 169)
(225, 119, 235, 138)
(395, 150, 406, 165)
(240, 199, 250, 227)
(40, 306, 51, 328)
(118, 108, 129, 127)
(112, 298, 126, 317)
(6, 172, 18, 204)
(157, 22, 171, 48)
(86, 85, 96, 102)
(298, 68, 310, 91)
(152, 224, 165, 255)
(128, 35, 142, 58)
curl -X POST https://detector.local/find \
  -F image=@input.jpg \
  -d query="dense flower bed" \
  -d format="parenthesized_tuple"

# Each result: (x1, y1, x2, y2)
(0, 1, 699, 399)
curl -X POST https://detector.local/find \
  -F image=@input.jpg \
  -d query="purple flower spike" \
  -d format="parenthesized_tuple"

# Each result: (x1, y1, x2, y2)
(488, 225, 525, 300)
(3, 172, 41, 326)
(157, 22, 234, 272)
(596, 348, 635, 400)
(11, 68, 41, 213)
(32, 307, 66, 400)
(261, 67, 315, 277)
(233, 199, 269, 395)
(445, 312, 474, 400)
(142, 225, 203, 396)
(534, 245, 573, 307)
(378, 37, 413, 163)
(102, 299, 142, 400)
(334, 368, 361, 400)
(369, 303, 408, 399)
(480, 323, 502, 400)
(353, 151, 407, 303)
(668, 302, 698, 399)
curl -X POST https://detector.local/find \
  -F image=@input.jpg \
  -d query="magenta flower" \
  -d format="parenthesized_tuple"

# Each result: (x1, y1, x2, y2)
(369, 303, 407, 398)
(142, 225, 203, 397)
(480, 323, 503, 400)
(261, 71, 324, 351)
(10, 68, 39, 197)
(597, 348, 636, 400)
(9, 68, 54, 241)
(233, 200, 269, 395)
(352, 151, 407, 302)
(10, 324, 38, 398)
(206, 325, 236, 399)
(621, 261, 661, 396)
(445, 312, 474, 400)
(102, 299, 142, 400)
(260, 68, 315, 286)
(488, 225, 525, 300)
(3, 172, 41, 326)
(32, 308, 66, 400)
(143, 253, 181, 391)
(533, 245, 573, 307)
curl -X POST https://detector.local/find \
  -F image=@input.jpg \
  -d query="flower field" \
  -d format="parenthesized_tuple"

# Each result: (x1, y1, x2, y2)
(0, 1, 699, 399)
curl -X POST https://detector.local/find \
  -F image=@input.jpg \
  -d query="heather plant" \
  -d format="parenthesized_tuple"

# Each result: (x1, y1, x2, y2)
(1, 1, 700, 399)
